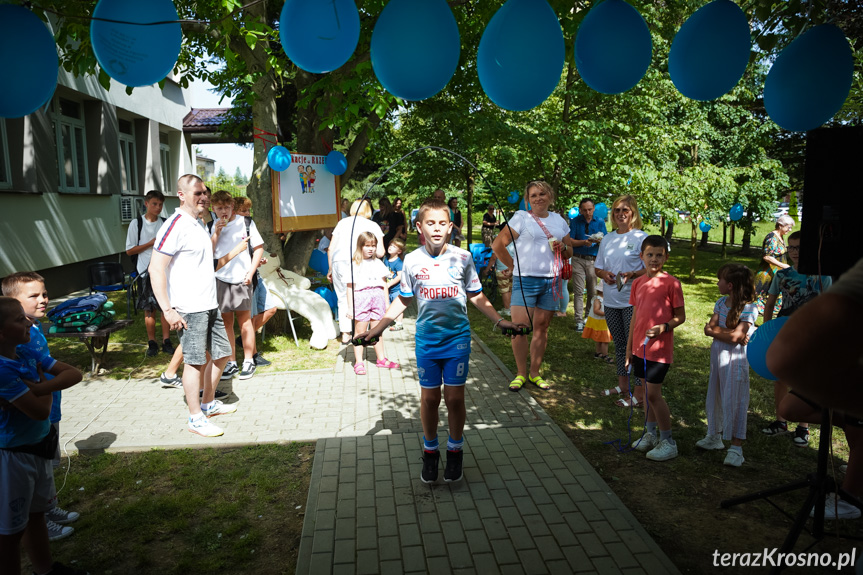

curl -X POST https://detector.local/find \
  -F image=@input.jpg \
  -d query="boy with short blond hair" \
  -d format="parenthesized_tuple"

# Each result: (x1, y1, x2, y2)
(0, 296, 87, 575)
(359, 199, 525, 483)
(384, 237, 406, 331)
(626, 235, 686, 462)
(125, 190, 173, 356)
(209, 191, 264, 379)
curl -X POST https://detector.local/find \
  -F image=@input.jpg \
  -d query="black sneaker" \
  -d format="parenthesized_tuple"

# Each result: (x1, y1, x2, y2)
(146, 340, 158, 357)
(160, 372, 182, 389)
(199, 389, 229, 401)
(162, 338, 175, 354)
(253, 352, 271, 367)
(39, 562, 90, 575)
(444, 450, 464, 483)
(221, 364, 239, 381)
(421, 450, 440, 484)
(762, 420, 789, 435)
(794, 426, 811, 447)
(238, 362, 257, 380)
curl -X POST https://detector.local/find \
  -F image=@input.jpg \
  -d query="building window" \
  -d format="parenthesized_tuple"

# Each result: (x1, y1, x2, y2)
(54, 98, 89, 193)
(160, 143, 171, 192)
(118, 119, 137, 194)
(0, 119, 10, 190)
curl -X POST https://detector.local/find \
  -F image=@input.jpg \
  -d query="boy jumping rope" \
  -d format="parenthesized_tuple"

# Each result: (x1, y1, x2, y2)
(359, 198, 526, 483)
(626, 235, 686, 462)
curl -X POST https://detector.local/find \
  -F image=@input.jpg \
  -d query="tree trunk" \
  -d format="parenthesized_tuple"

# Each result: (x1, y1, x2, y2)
(689, 220, 697, 283)
(730, 223, 735, 246)
(721, 221, 727, 259)
(466, 170, 476, 246)
(664, 220, 674, 241)
(740, 215, 753, 255)
(660, 215, 665, 236)
(699, 231, 708, 248)
(246, 78, 281, 264)
(550, 57, 576, 194)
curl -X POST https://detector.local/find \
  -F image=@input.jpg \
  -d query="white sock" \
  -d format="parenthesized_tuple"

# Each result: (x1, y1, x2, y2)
(190, 413, 205, 423)
(243, 360, 254, 369)
(201, 401, 215, 411)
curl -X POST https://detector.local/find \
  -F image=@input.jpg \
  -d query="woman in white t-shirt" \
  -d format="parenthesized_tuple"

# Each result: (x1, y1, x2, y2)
(492, 180, 573, 392)
(594, 194, 648, 407)
(329, 199, 385, 343)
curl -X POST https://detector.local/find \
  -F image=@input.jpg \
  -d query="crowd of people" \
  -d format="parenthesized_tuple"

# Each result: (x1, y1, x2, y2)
(3, 173, 863, 574)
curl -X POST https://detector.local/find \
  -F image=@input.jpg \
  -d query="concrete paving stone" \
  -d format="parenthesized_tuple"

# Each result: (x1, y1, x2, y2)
(441, 520, 466, 543)
(335, 517, 355, 541)
(356, 474, 375, 491)
(465, 528, 492, 554)
(401, 545, 426, 572)
(531, 462, 555, 479)
(499, 506, 526, 528)
(419, 512, 442, 534)
(379, 560, 404, 575)
(500, 565, 526, 575)
(608, 543, 640, 570)
(483, 516, 510, 541)
(575, 500, 605, 522)
(436, 501, 460, 522)
(320, 475, 339, 493)
(506, 526, 536, 551)
(468, 481, 491, 500)
(491, 489, 515, 508)
(337, 502, 356, 519)
(564, 482, 592, 503)
(338, 481, 357, 501)
(309, 552, 334, 575)
(576, 474, 601, 493)
(589, 520, 621, 544)
(451, 491, 477, 510)
(356, 507, 376, 528)
(356, 489, 375, 508)
(545, 559, 578, 575)
(561, 545, 594, 572)
(355, 549, 379, 575)
(591, 491, 619, 512)
(378, 518, 398, 538)
(322, 461, 340, 477)
(375, 496, 396, 517)
(392, 471, 412, 488)
(511, 496, 539, 516)
(576, 532, 609, 558)
(618, 531, 652, 555)
(537, 504, 567, 525)
(315, 509, 336, 531)
(311, 529, 335, 554)
(475, 498, 501, 520)
(396, 504, 418, 525)
(399, 523, 422, 547)
(333, 539, 356, 565)
(448, 541, 473, 569)
(532, 534, 565, 562)
(422, 531, 448, 558)
(426, 556, 453, 575)
(549, 493, 577, 514)
(491, 538, 522, 565)
(377, 535, 401, 562)
(456, 507, 483, 531)
(518, 548, 549, 575)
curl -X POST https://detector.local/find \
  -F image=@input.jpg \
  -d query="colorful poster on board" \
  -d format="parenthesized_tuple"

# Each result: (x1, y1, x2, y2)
(272, 153, 340, 232)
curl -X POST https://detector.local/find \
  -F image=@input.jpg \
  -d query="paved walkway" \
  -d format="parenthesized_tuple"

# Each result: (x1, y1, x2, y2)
(59, 317, 680, 575)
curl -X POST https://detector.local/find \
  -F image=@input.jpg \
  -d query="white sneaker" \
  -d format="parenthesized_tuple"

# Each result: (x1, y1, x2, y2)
(500, 308, 511, 317)
(202, 399, 237, 418)
(188, 416, 224, 437)
(631, 432, 657, 452)
(46, 506, 80, 525)
(46, 519, 74, 541)
(646, 439, 679, 461)
(696, 434, 725, 450)
(812, 493, 862, 520)
(724, 449, 745, 467)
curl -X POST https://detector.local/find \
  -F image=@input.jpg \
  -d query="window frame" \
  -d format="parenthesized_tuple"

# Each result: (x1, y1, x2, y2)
(0, 119, 11, 190)
(159, 142, 171, 193)
(118, 120, 137, 194)
(53, 98, 90, 194)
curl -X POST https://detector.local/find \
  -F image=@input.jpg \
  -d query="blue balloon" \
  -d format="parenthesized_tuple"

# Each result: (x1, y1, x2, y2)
(280, 0, 360, 74)
(309, 249, 329, 276)
(594, 202, 608, 220)
(575, 0, 652, 94)
(507, 191, 520, 204)
(568, 207, 578, 219)
(477, 0, 565, 111)
(729, 203, 744, 221)
(669, 0, 750, 101)
(699, 221, 711, 233)
(91, 0, 182, 87)
(764, 24, 854, 132)
(267, 146, 292, 172)
(326, 150, 347, 176)
(371, 0, 460, 101)
(747, 316, 789, 380)
(0, 6, 58, 118)
(518, 198, 531, 211)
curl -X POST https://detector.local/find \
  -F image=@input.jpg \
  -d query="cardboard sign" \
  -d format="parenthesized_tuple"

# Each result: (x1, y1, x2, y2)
(272, 153, 340, 232)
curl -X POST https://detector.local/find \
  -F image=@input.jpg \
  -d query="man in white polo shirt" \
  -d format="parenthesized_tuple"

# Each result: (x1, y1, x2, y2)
(149, 174, 237, 437)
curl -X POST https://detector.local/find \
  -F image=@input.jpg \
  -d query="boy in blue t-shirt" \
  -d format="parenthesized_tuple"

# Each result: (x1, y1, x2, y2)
(384, 238, 406, 331)
(360, 199, 525, 483)
(0, 296, 87, 575)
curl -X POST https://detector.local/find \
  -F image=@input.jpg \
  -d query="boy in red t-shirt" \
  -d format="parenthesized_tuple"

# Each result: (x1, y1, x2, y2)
(626, 235, 686, 461)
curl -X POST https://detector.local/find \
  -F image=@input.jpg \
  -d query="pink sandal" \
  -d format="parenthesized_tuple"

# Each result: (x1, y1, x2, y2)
(376, 358, 400, 369)
(354, 362, 366, 375)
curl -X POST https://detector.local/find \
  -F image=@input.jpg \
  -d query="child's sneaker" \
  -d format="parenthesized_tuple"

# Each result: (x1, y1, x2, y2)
(198, 389, 229, 401)
(631, 432, 657, 452)
(762, 420, 789, 435)
(46, 519, 74, 541)
(253, 352, 271, 366)
(646, 439, 679, 462)
(201, 399, 237, 417)
(812, 493, 862, 520)
(162, 338, 175, 354)
(221, 363, 239, 381)
(160, 372, 182, 389)
(238, 362, 257, 380)
(188, 416, 224, 437)
(696, 434, 725, 450)
(46, 506, 80, 525)
(421, 450, 440, 484)
(500, 308, 511, 317)
(723, 449, 745, 467)
(146, 340, 159, 357)
(444, 450, 464, 483)
(793, 426, 810, 447)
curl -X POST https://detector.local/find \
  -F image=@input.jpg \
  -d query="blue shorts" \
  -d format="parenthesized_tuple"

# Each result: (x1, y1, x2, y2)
(417, 355, 470, 389)
(388, 289, 399, 304)
(511, 276, 557, 311)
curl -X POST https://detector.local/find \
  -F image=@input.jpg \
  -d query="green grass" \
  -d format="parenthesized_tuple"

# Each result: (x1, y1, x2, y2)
(46, 293, 337, 379)
(42, 444, 314, 575)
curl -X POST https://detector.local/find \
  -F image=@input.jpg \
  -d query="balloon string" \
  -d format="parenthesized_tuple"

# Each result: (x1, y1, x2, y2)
(320, 137, 333, 153)
(551, 248, 563, 301)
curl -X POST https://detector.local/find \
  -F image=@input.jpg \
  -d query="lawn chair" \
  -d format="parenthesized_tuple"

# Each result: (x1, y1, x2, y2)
(88, 262, 133, 318)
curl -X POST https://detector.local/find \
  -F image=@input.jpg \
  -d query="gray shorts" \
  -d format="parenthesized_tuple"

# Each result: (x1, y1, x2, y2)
(216, 280, 252, 313)
(0, 449, 56, 534)
(177, 309, 232, 365)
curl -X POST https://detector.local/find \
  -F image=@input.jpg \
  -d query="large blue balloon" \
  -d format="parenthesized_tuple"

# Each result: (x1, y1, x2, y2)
(326, 151, 347, 176)
(267, 146, 292, 172)
(91, 0, 181, 87)
(518, 198, 531, 211)
(764, 25, 854, 132)
(699, 221, 711, 233)
(747, 316, 789, 380)
(0, 6, 58, 118)
(575, 0, 652, 95)
(729, 203, 744, 221)
(594, 202, 608, 220)
(568, 207, 578, 219)
(371, 0, 459, 101)
(280, 0, 360, 74)
(669, 0, 750, 101)
(477, 0, 565, 111)
(507, 191, 520, 204)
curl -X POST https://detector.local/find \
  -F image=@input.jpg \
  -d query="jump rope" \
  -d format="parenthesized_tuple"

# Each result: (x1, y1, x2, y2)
(346, 145, 534, 347)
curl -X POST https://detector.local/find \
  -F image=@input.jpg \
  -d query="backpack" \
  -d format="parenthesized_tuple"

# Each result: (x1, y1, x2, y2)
(131, 214, 166, 272)
(208, 216, 259, 291)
